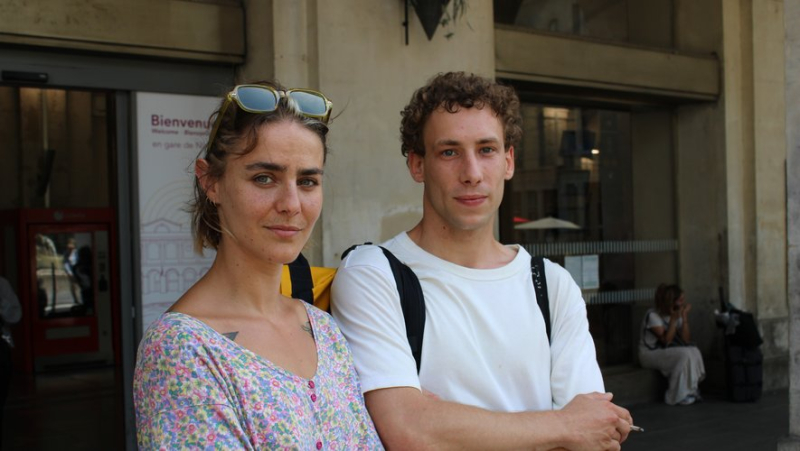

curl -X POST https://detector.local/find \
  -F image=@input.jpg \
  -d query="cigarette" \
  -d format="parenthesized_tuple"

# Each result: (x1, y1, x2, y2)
(630, 425, 645, 432)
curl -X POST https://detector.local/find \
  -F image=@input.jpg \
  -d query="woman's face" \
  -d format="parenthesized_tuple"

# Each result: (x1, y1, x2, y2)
(673, 294, 685, 311)
(204, 120, 324, 266)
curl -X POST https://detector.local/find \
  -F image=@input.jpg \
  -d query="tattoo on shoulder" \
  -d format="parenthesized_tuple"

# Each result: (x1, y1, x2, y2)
(222, 331, 239, 341)
(301, 321, 314, 339)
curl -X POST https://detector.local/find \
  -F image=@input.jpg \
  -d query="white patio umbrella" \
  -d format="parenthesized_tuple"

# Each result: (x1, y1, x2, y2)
(514, 216, 581, 230)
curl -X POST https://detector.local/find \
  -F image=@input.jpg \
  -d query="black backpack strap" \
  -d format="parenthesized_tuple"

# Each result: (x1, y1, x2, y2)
(341, 243, 426, 373)
(341, 242, 370, 260)
(642, 311, 660, 350)
(287, 253, 314, 305)
(531, 256, 551, 344)
(378, 246, 426, 373)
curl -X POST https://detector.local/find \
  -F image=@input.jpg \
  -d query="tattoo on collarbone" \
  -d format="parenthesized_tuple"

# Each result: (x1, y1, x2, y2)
(301, 321, 314, 339)
(222, 331, 239, 341)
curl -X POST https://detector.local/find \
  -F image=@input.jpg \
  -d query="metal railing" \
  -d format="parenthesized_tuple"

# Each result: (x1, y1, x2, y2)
(522, 239, 678, 257)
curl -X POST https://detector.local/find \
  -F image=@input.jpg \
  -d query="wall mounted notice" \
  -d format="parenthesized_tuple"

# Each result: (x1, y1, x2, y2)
(564, 254, 600, 290)
(135, 92, 219, 334)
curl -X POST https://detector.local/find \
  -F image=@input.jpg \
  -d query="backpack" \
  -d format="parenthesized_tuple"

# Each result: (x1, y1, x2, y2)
(286, 244, 552, 373)
(279, 253, 336, 311)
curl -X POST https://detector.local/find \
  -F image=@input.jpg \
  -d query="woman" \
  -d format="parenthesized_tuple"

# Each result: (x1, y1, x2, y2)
(134, 82, 383, 449)
(639, 283, 706, 405)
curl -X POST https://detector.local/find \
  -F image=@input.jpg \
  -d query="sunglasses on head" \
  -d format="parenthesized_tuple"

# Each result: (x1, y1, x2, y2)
(207, 84, 333, 151)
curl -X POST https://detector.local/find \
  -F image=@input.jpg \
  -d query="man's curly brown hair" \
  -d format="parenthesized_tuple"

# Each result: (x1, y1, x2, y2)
(400, 72, 522, 158)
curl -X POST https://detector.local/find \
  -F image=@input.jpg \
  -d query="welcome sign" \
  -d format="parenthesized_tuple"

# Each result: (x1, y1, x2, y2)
(135, 92, 219, 334)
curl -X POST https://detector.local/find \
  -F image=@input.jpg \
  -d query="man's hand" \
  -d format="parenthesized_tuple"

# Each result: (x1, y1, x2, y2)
(556, 392, 633, 451)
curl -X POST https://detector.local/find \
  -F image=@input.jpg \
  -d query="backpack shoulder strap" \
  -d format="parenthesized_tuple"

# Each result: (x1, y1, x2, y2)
(341, 243, 366, 260)
(287, 253, 314, 305)
(642, 310, 661, 350)
(341, 243, 426, 373)
(378, 246, 426, 373)
(531, 256, 551, 344)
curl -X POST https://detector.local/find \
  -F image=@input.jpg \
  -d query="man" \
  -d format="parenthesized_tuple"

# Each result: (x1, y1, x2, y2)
(0, 275, 21, 448)
(332, 72, 633, 450)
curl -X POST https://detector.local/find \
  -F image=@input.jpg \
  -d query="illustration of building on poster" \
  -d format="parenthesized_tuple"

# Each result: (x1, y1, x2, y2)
(135, 92, 219, 333)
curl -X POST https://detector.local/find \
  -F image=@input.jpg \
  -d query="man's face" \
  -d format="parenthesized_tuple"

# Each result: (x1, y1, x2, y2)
(408, 106, 514, 234)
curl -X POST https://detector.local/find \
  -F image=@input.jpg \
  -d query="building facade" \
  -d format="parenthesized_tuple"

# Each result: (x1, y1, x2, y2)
(0, 0, 795, 448)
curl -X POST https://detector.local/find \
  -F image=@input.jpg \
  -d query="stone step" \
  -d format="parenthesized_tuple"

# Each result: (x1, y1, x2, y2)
(602, 359, 729, 407)
(601, 364, 664, 407)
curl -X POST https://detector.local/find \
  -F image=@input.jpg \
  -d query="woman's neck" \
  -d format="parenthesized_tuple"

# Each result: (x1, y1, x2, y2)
(177, 244, 289, 319)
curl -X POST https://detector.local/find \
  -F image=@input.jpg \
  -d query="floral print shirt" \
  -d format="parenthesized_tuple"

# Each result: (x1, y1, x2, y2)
(134, 302, 383, 450)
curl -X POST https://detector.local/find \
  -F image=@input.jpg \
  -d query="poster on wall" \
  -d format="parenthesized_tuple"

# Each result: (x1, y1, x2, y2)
(564, 254, 600, 290)
(135, 92, 219, 333)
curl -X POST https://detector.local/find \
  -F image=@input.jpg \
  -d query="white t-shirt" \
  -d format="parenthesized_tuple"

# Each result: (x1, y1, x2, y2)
(331, 232, 604, 412)
(640, 308, 684, 350)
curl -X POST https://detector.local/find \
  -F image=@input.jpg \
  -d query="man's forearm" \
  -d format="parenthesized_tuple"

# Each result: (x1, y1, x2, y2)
(367, 388, 566, 450)
(366, 388, 629, 451)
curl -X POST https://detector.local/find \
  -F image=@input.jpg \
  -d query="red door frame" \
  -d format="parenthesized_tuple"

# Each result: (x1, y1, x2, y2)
(0, 208, 120, 374)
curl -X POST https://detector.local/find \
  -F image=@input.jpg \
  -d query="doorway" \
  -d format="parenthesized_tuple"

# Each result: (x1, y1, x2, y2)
(500, 101, 679, 367)
(0, 85, 123, 448)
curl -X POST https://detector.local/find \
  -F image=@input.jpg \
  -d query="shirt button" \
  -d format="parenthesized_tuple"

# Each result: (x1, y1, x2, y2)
(316, 440, 322, 449)
(311, 393, 317, 402)
(308, 380, 315, 389)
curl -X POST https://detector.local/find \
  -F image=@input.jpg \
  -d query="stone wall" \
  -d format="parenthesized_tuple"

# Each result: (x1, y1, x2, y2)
(0, 0, 245, 63)
(780, 0, 800, 447)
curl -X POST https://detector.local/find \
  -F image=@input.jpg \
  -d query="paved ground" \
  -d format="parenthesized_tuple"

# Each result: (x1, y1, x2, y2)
(4, 367, 124, 450)
(623, 389, 789, 451)
(2, 367, 792, 450)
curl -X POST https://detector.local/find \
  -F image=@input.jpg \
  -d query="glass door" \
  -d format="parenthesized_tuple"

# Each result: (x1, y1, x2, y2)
(29, 222, 115, 370)
(0, 86, 112, 209)
(501, 103, 679, 366)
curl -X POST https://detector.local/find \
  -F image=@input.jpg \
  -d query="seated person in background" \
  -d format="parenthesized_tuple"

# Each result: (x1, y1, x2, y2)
(639, 283, 706, 405)
(333, 72, 633, 450)
(134, 81, 381, 450)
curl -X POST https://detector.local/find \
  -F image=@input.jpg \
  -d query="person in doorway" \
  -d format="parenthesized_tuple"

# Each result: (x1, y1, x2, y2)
(0, 275, 22, 448)
(332, 72, 633, 450)
(639, 283, 706, 405)
(72, 246, 94, 311)
(62, 238, 81, 306)
(133, 81, 382, 450)
(34, 234, 56, 257)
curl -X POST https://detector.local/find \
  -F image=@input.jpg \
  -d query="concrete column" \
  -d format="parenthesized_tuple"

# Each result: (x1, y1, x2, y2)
(779, 0, 800, 448)
(236, 0, 275, 84)
(752, 0, 790, 391)
(721, 0, 757, 314)
(272, 0, 314, 87)
(316, 0, 496, 266)
(241, 0, 325, 264)
(631, 110, 676, 289)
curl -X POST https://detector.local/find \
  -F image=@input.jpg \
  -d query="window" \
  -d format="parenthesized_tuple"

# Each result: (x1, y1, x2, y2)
(494, 0, 675, 50)
(502, 102, 678, 366)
